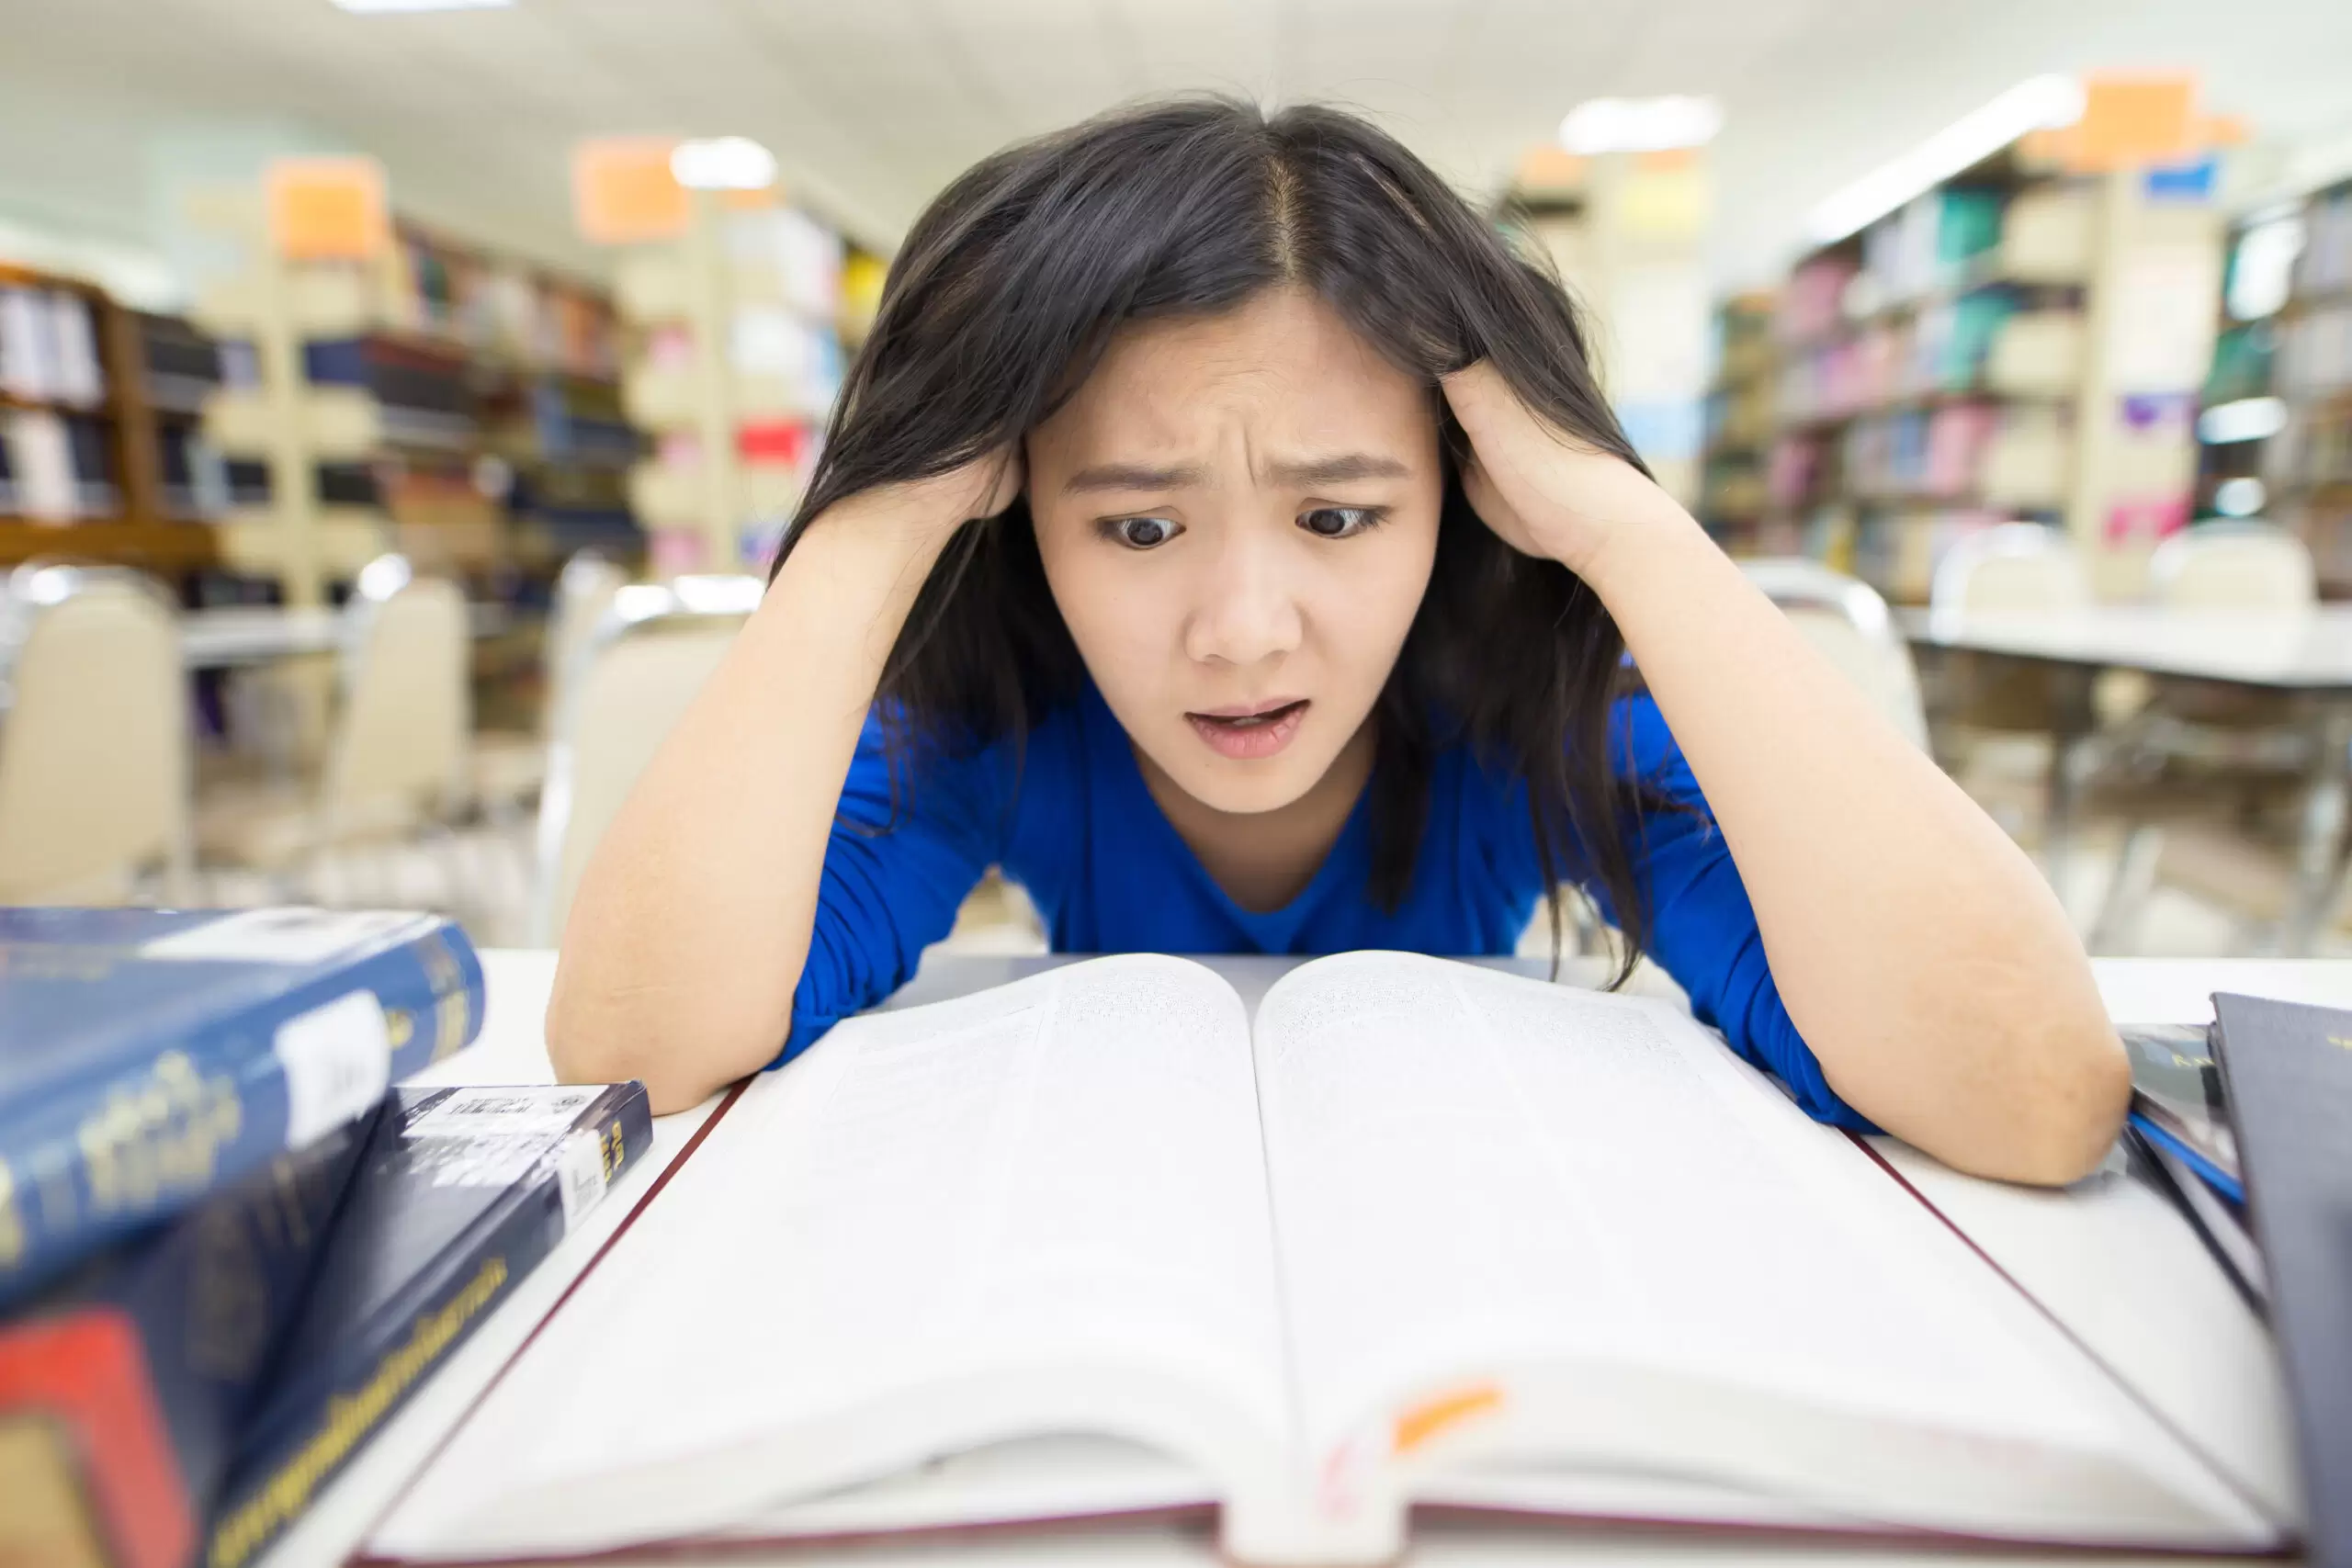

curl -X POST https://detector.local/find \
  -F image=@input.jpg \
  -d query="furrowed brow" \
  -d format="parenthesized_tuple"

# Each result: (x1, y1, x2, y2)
(1265, 453, 1412, 487)
(1061, 461, 1208, 494)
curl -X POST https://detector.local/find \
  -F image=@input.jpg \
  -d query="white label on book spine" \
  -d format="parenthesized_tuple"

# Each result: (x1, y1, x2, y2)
(275, 989, 392, 1148)
(553, 1130, 607, 1235)
(412, 1088, 599, 1136)
(141, 907, 435, 964)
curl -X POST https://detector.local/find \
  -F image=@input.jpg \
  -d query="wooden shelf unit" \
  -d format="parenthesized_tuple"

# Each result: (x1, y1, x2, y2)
(0, 260, 219, 576)
(1699, 290, 1779, 554)
(2267, 177, 2352, 592)
(1761, 140, 2224, 604)
(189, 202, 641, 605)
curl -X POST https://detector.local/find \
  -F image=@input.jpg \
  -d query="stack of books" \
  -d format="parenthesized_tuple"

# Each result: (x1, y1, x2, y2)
(0, 907, 650, 1568)
(2119, 1022, 2262, 1313)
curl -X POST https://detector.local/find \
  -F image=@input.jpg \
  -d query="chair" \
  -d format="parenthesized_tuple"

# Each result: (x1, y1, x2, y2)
(0, 565, 191, 904)
(1740, 558, 1928, 748)
(1928, 522, 2092, 616)
(2087, 523, 2328, 953)
(529, 574, 764, 945)
(1915, 525, 2099, 847)
(2149, 520, 2316, 611)
(473, 551, 628, 815)
(200, 556, 472, 900)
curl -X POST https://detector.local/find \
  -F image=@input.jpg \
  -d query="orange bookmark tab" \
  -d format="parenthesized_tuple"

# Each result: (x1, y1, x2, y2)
(1391, 1381, 1504, 1457)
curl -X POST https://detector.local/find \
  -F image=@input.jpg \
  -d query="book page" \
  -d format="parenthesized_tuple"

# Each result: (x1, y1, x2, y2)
(375, 955, 1290, 1558)
(1250, 953, 2248, 1529)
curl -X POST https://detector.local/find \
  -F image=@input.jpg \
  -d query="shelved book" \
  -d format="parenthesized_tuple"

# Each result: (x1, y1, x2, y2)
(371, 953, 2286, 1566)
(0, 908, 486, 1307)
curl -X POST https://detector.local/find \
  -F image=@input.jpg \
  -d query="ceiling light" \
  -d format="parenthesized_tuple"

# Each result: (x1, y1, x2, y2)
(1805, 74, 2086, 244)
(1557, 97, 1723, 156)
(2198, 398, 2290, 446)
(331, 0, 513, 11)
(671, 137, 777, 192)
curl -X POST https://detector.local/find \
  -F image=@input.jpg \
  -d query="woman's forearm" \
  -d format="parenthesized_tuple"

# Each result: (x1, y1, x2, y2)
(546, 513, 953, 1111)
(1582, 510, 2129, 1185)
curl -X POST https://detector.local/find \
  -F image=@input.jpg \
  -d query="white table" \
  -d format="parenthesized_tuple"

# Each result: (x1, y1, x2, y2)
(176, 603, 515, 671)
(264, 951, 2320, 1568)
(1901, 606, 2352, 953)
(176, 605, 344, 669)
(1902, 607, 2352, 691)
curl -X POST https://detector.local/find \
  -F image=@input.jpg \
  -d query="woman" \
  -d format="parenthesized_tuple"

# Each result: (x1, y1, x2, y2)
(550, 98, 2127, 1184)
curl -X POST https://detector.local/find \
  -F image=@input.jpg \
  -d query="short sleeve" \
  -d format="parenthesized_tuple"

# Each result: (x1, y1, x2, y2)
(1594, 694, 1876, 1132)
(777, 715, 1009, 1065)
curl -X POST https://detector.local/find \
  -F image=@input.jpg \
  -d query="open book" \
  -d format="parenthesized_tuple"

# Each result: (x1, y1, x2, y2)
(371, 954, 2283, 1564)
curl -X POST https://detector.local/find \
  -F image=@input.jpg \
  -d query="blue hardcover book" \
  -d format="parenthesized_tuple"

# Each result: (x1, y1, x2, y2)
(207, 1080, 652, 1568)
(0, 908, 486, 1309)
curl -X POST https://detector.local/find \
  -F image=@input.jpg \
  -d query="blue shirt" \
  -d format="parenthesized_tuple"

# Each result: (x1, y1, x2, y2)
(786, 679, 1869, 1129)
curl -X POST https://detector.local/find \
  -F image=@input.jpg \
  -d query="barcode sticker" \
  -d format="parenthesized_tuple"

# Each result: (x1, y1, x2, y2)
(411, 1088, 599, 1136)
(553, 1130, 607, 1234)
(143, 908, 435, 964)
(275, 990, 392, 1147)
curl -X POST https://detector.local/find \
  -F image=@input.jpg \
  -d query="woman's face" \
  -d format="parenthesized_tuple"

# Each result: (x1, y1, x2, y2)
(1026, 288, 1443, 816)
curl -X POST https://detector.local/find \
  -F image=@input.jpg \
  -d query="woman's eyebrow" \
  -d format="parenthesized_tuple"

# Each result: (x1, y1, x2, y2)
(1062, 461, 1207, 494)
(1264, 453, 1411, 486)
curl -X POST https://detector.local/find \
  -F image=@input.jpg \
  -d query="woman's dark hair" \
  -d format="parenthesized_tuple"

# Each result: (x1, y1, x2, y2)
(773, 96, 1665, 982)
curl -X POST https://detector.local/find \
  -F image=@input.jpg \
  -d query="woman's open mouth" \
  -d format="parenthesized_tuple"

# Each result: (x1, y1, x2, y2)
(1185, 698, 1309, 761)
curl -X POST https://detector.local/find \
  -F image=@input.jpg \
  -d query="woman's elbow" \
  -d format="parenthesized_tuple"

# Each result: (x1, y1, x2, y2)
(1961, 1018, 2133, 1188)
(545, 977, 761, 1115)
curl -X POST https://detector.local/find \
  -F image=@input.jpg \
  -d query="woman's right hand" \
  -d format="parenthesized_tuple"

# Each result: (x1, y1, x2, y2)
(827, 446, 1025, 550)
(552, 438, 1025, 1111)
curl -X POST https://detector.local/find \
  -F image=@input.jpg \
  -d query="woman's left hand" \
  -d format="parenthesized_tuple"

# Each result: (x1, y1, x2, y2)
(1442, 361, 1691, 582)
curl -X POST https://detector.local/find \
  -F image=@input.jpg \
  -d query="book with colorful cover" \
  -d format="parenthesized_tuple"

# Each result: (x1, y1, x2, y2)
(206, 1080, 652, 1568)
(0, 908, 487, 1308)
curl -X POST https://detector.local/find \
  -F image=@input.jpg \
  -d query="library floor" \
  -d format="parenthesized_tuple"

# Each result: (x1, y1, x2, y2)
(202, 808, 2341, 964)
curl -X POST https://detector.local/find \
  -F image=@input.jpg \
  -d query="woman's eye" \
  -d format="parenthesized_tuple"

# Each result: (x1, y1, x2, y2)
(1299, 506, 1383, 538)
(1104, 516, 1181, 549)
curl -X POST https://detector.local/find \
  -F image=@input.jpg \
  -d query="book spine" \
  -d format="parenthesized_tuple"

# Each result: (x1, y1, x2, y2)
(202, 1088, 653, 1568)
(0, 925, 485, 1310)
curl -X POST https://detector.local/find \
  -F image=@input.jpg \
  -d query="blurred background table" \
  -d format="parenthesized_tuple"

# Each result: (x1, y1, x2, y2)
(1904, 607, 2352, 953)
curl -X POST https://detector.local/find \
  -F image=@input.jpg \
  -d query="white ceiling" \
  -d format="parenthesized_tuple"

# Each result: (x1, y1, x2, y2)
(3, 0, 2350, 291)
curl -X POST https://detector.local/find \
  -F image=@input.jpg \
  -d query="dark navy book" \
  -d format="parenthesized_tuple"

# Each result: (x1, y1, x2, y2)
(0, 1105, 379, 1568)
(2211, 994, 2352, 1568)
(0, 908, 486, 1309)
(206, 1079, 652, 1568)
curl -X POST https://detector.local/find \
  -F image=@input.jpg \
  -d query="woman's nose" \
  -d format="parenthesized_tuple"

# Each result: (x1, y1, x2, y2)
(1182, 525, 1305, 668)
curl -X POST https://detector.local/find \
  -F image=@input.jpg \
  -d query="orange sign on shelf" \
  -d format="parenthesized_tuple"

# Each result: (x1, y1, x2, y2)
(573, 138, 690, 246)
(2075, 74, 2197, 169)
(266, 157, 390, 262)
(1513, 145, 1589, 197)
(2024, 73, 2234, 175)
